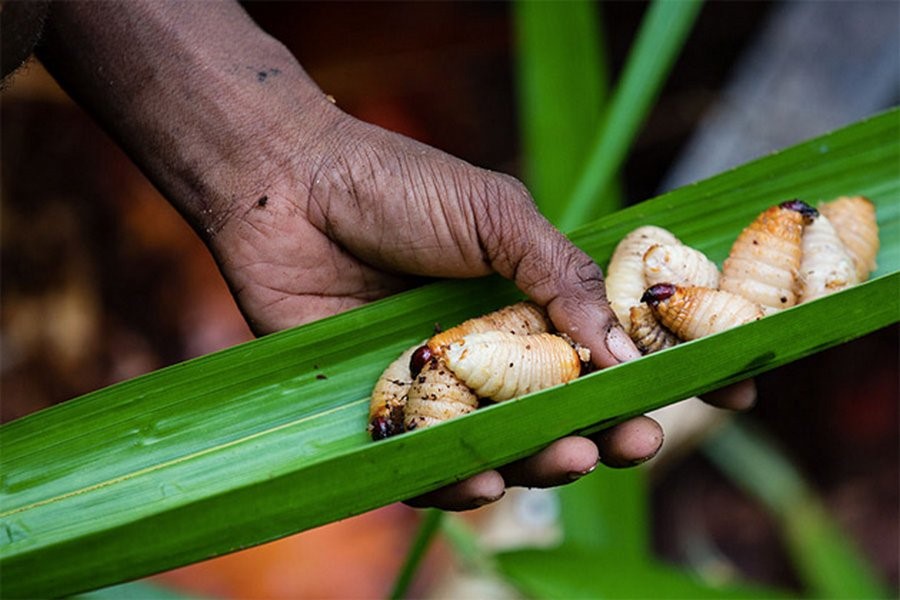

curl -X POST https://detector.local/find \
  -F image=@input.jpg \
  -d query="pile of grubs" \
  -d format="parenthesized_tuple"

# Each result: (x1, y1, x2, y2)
(368, 196, 879, 439)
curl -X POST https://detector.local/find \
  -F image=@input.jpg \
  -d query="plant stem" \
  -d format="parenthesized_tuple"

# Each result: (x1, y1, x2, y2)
(558, 0, 703, 231)
(514, 0, 612, 225)
(388, 509, 445, 600)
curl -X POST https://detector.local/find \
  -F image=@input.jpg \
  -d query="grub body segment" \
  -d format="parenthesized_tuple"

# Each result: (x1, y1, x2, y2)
(819, 195, 879, 281)
(721, 204, 808, 312)
(368, 342, 421, 439)
(629, 304, 679, 354)
(606, 226, 680, 330)
(645, 285, 764, 341)
(643, 243, 720, 288)
(799, 213, 858, 302)
(427, 301, 551, 353)
(443, 331, 581, 401)
(403, 358, 478, 431)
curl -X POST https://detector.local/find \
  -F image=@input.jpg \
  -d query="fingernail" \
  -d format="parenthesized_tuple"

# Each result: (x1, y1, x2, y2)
(568, 460, 599, 481)
(605, 327, 642, 363)
(626, 452, 657, 468)
(605, 451, 658, 469)
(473, 491, 505, 507)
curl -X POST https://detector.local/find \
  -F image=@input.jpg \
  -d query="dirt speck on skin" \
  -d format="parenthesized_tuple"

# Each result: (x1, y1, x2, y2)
(255, 67, 281, 82)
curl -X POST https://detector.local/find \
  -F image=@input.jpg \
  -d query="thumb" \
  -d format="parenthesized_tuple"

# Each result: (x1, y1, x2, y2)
(472, 173, 641, 368)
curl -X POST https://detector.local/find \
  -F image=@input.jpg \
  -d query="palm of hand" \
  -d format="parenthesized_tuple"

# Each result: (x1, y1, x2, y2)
(216, 199, 411, 335)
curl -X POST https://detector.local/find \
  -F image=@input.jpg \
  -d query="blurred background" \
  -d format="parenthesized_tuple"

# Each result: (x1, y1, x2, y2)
(1, 1, 897, 598)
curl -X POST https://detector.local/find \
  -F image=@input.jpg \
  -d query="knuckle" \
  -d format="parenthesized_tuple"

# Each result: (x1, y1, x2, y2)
(566, 250, 605, 296)
(466, 170, 608, 311)
(471, 173, 542, 259)
(493, 172, 534, 204)
(535, 239, 601, 293)
(472, 172, 538, 224)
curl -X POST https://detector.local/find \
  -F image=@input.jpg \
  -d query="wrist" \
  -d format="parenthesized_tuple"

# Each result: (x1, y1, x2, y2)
(156, 51, 338, 238)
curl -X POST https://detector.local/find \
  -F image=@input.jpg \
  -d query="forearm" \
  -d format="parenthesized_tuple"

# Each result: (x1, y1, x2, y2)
(37, 0, 334, 234)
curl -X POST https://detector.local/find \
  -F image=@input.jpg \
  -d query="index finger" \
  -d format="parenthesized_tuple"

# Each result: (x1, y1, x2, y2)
(471, 174, 641, 368)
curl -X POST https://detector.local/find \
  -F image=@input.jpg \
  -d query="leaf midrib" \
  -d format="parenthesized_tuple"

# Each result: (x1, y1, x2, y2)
(0, 397, 370, 519)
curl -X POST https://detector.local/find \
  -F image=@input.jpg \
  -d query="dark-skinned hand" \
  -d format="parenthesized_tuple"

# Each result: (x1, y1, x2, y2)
(25, 0, 755, 511)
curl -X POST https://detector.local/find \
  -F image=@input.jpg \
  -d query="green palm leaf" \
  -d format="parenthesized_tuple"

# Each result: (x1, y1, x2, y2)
(559, 0, 703, 230)
(514, 0, 611, 224)
(2, 109, 898, 598)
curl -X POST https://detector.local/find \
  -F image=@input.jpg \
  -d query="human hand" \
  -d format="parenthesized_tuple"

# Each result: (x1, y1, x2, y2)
(209, 106, 755, 510)
(35, 0, 754, 511)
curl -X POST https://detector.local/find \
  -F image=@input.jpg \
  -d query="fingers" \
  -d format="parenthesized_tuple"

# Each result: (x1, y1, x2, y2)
(701, 378, 757, 411)
(470, 175, 640, 369)
(404, 438, 598, 512)
(592, 415, 664, 468)
(499, 437, 599, 488)
(403, 437, 599, 511)
(405, 422, 666, 510)
(405, 470, 505, 512)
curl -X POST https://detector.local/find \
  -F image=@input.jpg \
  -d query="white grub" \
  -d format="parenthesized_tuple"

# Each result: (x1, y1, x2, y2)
(819, 195, 879, 281)
(643, 243, 720, 289)
(629, 304, 679, 354)
(403, 357, 478, 431)
(721, 202, 815, 312)
(799, 213, 859, 302)
(443, 331, 582, 401)
(368, 342, 420, 440)
(644, 284, 765, 341)
(428, 301, 551, 353)
(605, 226, 680, 331)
